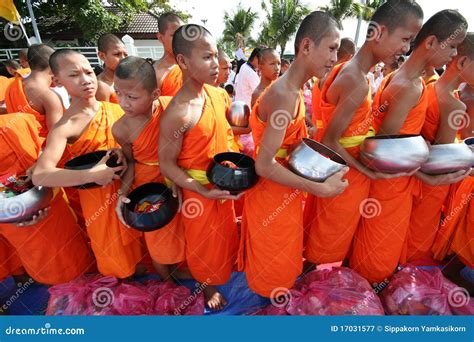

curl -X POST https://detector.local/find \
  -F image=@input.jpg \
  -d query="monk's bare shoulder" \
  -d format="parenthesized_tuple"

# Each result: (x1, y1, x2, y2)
(259, 79, 300, 121)
(383, 74, 422, 108)
(329, 64, 369, 104)
(112, 115, 130, 144)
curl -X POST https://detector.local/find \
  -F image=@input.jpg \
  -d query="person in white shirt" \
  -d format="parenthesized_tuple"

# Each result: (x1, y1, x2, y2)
(234, 47, 261, 107)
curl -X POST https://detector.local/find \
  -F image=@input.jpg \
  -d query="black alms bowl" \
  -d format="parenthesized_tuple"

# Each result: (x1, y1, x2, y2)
(206, 152, 258, 194)
(64, 150, 121, 189)
(122, 182, 178, 232)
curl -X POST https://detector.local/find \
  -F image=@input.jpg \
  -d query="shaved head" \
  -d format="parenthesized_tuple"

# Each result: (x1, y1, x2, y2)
(259, 48, 279, 62)
(172, 24, 213, 58)
(413, 10, 467, 48)
(218, 49, 230, 62)
(457, 32, 474, 60)
(294, 11, 341, 55)
(158, 12, 184, 34)
(28, 44, 54, 71)
(370, 0, 423, 34)
(115, 56, 157, 92)
(97, 33, 124, 53)
(337, 38, 355, 62)
(49, 49, 84, 75)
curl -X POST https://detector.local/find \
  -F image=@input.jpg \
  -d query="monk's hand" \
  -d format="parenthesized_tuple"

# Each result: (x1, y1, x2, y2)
(107, 148, 128, 176)
(171, 183, 183, 212)
(15, 207, 50, 227)
(25, 163, 37, 182)
(419, 168, 472, 186)
(203, 188, 245, 201)
(115, 195, 131, 227)
(92, 154, 125, 186)
(313, 167, 349, 198)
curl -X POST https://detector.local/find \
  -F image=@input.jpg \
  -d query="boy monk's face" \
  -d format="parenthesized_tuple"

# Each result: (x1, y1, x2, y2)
(54, 54, 97, 99)
(458, 56, 474, 86)
(185, 36, 219, 85)
(158, 21, 182, 57)
(428, 32, 466, 69)
(259, 51, 281, 81)
(217, 57, 231, 84)
(114, 77, 154, 117)
(307, 28, 340, 78)
(100, 43, 128, 71)
(379, 16, 422, 66)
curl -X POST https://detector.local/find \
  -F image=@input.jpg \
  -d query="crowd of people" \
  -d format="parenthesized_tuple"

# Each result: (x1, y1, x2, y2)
(0, 0, 473, 312)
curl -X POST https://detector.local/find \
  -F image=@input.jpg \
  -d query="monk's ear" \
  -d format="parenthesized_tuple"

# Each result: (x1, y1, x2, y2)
(176, 53, 187, 70)
(156, 32, 164, 43)
(456, 56, 468, 70)
(152, 87, 160, 99)
(299, 37, 312, 56)
(52, 75, 62, 87)
(98, 51, 106, 62)
(424, 35, 437, 50)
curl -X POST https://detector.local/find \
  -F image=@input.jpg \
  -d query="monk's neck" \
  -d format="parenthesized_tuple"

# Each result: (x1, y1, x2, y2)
(69, 96, 101, 113)
(352, 44, 378, 74)
(100, 68, 115, 85)
(285, 59, 312, 89)
(260, 77, 272, 88)
(180, 76, 205, 100)
(27, 70, 52, 86)
(160, 52, 176, 67)
(437, 67, 462, 94)
(400, 48, 429, 80)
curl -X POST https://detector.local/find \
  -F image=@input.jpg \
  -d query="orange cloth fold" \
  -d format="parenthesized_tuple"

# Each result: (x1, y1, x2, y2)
(160, 65, 183, 97)
(239, 91, 307, 298)
(64, 102, 143, 279)
(0, 76, 13, 102)
(0, 113, 93, 285)
(177, 85, 237, 285)
(305, 62, 373, 264)
(132, 96, 186, 265)
(5, 77, 48, 137)
(350, 73, 428, 284)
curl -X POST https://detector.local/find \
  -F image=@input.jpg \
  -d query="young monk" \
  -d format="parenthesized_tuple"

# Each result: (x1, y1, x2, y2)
(154, 12, 184, 96)
(112, 56, 186, 281)
(96, 33, 128, 104)
(18, 48, 29, 69)
(304, 0, 424, 267)
(32, 49, 143, 279)
(238, 11, 349, 299)
(251, 48, 281, 107)
(159, 24, 240, 310)
(5, 44, 63, 138)
(216, 49, 232, 86)
(350, 10, 470, 285)
(0, 113, 93, 285)
(407, 31, 473, 262)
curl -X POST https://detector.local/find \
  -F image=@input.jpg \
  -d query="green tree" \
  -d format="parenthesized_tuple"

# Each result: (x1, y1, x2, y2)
(260, 0, 310, 56)
(222, 4, 259, 53)
(319, 0, 364, 24)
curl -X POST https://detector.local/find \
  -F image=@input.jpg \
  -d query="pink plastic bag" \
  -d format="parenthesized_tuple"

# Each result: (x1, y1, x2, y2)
(112, 283, 154, 315)
(381, 265, 473, 315)
(253, 267, 384, 316)
(146, 280, 204, 315)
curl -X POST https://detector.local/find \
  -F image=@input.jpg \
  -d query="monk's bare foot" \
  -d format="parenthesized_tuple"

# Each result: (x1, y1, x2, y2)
(204, 285, 227, 311)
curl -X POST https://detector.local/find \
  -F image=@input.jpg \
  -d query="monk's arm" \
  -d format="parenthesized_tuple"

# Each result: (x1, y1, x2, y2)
(460, 99, 474, 140)
(96, 81, 111, 102)
(378, 84, 420, 135)
(112, 121, 135, 196)
(256, 90, 348, 198)
(322, 76, 377, 179)
(42, 89, 64, 131)
(33, 122, 123, 187)
(436, 100, 466, 144)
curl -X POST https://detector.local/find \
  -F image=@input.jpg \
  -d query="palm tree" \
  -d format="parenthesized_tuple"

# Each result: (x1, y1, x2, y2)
(222, 4, 259, 53)
(260, 0, 310, 56)
(319, 0, 364, 24)
(354, 0, 385, 45)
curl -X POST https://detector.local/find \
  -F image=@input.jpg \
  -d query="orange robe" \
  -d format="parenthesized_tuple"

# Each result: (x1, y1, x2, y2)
(0, 113, 93, 285)
(0, 76, 13, 102)
(0, 236, 23, 281)
(5, 77, 48, 138)
(15, 68, 31, 78)
(350, 73, 428, 284)
(109, 91, 119, 104)
(132, 97, 185, 265)
(62, 102, 143, 279)
(177, 85, 237, 285)
(311, 77, 324, 142)
(407, 83, 450, 262)
(304, 62, 373, 264)
(160, 65, 183, 97)
(239, 90, 308, 298)
(432, 177, 474, 265)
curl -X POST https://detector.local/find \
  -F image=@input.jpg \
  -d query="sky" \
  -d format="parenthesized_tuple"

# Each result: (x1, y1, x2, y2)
(170, 0, 474, 54)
